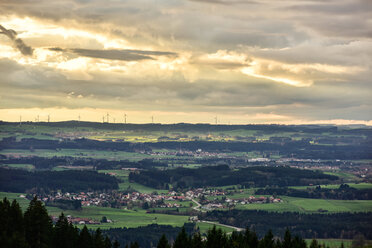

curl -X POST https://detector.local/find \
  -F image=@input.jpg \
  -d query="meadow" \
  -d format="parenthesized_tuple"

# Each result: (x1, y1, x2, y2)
(305, 239, 352, 248)
(235, 196, 372, 213)
(0, 163, 35, 170)
(0, 149, 153, 161)
(1, 123, 352, 143)
(0, 191, 189, 229)
(98, 169, 168, 193)
(290, 183, 372, 190)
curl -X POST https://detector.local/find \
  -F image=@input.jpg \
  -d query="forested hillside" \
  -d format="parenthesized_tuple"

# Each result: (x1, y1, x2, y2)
(255, 184, 372, 200)
(0, 197, 116, 248)
(202, 210, 372, 239)
(130, 165, 338, 189)
(0, 168, 119, 192)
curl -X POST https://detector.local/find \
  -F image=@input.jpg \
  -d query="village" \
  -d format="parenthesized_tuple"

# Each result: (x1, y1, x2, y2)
(25, 187, 282, 225)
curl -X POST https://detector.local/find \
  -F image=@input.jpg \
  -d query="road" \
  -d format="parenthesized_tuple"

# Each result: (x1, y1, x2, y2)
(191, 198, 244, 232)
(192, 198, 203, 212)
(200, 220, 245, 232)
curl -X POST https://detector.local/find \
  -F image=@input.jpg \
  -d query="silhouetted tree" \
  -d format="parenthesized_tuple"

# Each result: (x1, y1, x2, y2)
(24, 196, 53, 248)
(157, 234, 171, 248)
(173, 227, 191, 248)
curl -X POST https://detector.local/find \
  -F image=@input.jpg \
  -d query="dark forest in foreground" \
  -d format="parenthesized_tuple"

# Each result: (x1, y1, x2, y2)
(2, 197, 364, 248)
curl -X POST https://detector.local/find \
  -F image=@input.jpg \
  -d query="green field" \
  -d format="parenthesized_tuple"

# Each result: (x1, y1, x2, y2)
(0, 163, 35, 170)
(305, 239, 352, 248)
(323, 171, 361, 182)
(196, 222, 235, 234)
(0, 149, 152, 161)
(0, 192, 32, 211)
(2, 123, 353, 143)
(0, 192, 189, 229)
(98, 169, 169, 193)
(49, 207, 189, 229)
(290, 183, 372, 190)
(235, 196, 372, 213)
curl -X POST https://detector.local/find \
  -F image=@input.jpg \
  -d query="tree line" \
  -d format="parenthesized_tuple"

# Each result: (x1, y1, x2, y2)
(2, 135, 371, 160)
(0, 156, 167, 170)
(201, 210, 372, 239)
(103, 223, 195, 248)
(0, 197, 118, 248)
(154, 225, 344, 248)
(0, 168, 119, 192)
(2, 197, 368, 248)
(129, 165, 338, 189)
(255, 184, 372, 200)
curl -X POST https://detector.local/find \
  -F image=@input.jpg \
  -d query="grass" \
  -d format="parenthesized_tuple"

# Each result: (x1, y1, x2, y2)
(0, 163, 35, 171)
(305, 239, 352, 248)
(290, 183, 372, 190)
(196, 222, 235, 234)
(1, 123, 366, 145)
(0, 191, 189, 230)
(47, 206, 189, 229)
(323, 172, 361, 182)
(235, 196, 372, 213)
(0, 192, 31, 211)
(0, 149, 152, 161)
(98, 169, 168, 194)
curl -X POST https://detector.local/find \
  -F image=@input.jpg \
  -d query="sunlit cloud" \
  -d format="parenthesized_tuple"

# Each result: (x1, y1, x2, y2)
(0, 0, 371, 124)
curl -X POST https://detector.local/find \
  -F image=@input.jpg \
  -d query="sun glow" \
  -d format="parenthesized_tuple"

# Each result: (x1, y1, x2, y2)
(241, 67, 310, 87)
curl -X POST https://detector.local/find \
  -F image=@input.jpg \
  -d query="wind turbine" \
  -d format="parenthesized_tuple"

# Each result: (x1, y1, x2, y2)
(78, 114, 81, 122)
(124, 113, 127, 124)
(214, 116, 218, 125)
(106, 112, 110, 123)
(151, 116, 154, 124)
(19, 115, 22, 126)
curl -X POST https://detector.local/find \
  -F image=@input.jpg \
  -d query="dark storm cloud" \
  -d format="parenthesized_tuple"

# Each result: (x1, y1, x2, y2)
(49, 47, 177, 61)
(0, 24, 33, 56)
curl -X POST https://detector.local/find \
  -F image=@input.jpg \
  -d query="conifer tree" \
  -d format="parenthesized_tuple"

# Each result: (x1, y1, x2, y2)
(173, 226, 191, 248)
(130, 241, 139, 248)
(24, 196, 53, 248)
(54, 213, 73, 248)
(244, 228, 259, 248)
(113, 240, 120, 248)
(104, 236, 112, 248)
(191, 232, 204, 248)
(259, 230, 274, 248)
(78, 225, 94, 248)
(94, 228, 106, 248)
(206, 225, 228, 248)
(283, 229, 292, 248)
(310, 239, 320, 248)
(157, 234, 171, 248)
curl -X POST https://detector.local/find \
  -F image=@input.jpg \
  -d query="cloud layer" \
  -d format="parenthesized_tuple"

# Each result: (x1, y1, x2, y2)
(0, 0, 371, 124)
(50, 47, 177, 61)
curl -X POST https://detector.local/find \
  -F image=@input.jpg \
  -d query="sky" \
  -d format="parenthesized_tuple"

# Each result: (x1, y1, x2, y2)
(0, 0, 371, 124)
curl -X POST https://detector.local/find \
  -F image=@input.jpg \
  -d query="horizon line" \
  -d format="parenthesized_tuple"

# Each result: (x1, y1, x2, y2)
(0, 120, 370, 127)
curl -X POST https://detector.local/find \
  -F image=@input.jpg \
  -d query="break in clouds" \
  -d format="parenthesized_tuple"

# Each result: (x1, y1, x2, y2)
(0, 0, 371, 123)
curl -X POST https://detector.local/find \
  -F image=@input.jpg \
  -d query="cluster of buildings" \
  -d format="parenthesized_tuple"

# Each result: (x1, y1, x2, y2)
(51, 215, 101, 225)
(201, 196, 282, 210)
(149, 149, 229, 158)
(29, 187, 282, 214)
